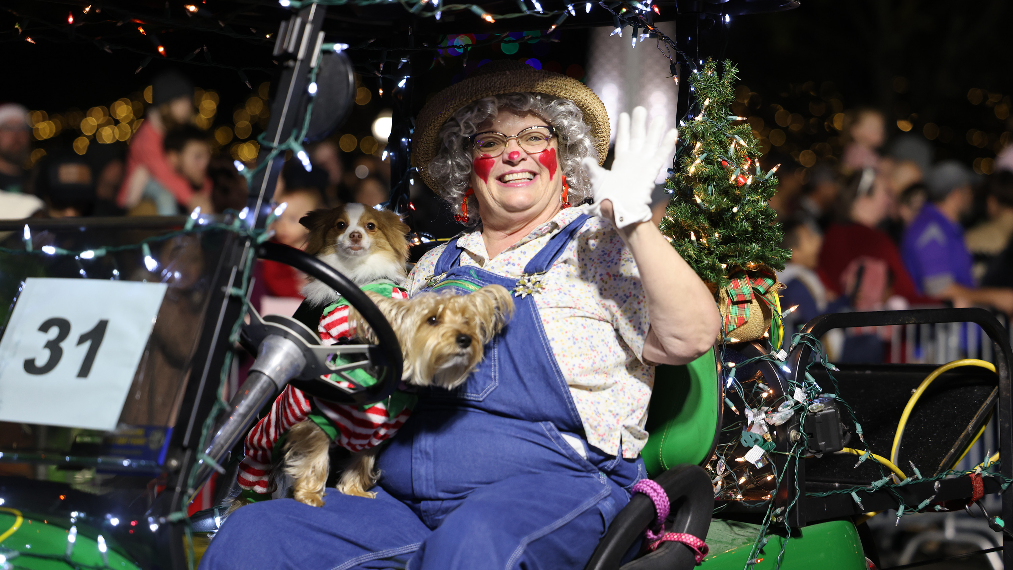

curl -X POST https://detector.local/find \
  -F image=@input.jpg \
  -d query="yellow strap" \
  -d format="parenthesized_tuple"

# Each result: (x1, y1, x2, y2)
(840, 447, 907, 480)
(0, 507, 24, 543)
(891, 359, 996, 468)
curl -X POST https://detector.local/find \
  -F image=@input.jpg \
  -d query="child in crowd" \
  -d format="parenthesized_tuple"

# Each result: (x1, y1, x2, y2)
(254, 184, 326, 315)
(123, 126, 212, 215)
(117, 69, 212, 215)
(352, 175, 389, 208)
(841, 108, 886, 174)
(778, 220, 831, 325)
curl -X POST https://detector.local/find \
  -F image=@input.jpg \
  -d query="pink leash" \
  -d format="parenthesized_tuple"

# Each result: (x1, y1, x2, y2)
(631, 479, 709, 564)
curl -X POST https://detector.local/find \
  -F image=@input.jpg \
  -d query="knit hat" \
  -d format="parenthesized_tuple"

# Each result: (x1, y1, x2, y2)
(152, 69, 195, 106)
(925, 160, 973, 202)
(0, 103, 29, 128)
(412, 60, 609, 194)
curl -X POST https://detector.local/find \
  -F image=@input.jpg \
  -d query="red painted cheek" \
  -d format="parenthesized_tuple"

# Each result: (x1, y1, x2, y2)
(536, 148, 558, 181)
(473, 155, 495, 183)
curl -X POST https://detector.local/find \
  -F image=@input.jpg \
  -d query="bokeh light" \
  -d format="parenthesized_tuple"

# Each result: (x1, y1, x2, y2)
(215, 126, 234, 145)
(73, 137, 89, 155)
(97, 125, 116, 144)
(371, 110, 392, 142)
(360, 136, 378, 154)
(81, 117, 98, 136)
(245, 97, 264, 116)
(355, 87, 372, 106)
(339, 134, 358, 152)
(235, 121, 252, 139)
(116, 123, 132, 141)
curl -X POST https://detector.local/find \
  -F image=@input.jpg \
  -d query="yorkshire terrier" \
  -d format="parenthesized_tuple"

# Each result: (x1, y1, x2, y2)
(283, 284, 515, 506)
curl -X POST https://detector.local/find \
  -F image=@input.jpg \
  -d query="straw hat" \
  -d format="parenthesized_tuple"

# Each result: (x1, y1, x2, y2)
(412, 60, 610, 193)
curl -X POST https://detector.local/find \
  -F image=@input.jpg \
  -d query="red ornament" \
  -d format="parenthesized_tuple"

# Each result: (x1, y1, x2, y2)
(721, 160, 728, 168)
(736, 174, 747, 187)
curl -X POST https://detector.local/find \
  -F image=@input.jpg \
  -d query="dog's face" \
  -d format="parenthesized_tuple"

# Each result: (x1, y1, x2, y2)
(300, 203, 409, 264)
(369, 285, 515, 390)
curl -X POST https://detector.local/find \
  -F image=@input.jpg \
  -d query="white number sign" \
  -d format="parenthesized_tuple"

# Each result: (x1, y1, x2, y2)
(0, 278, 168, 431)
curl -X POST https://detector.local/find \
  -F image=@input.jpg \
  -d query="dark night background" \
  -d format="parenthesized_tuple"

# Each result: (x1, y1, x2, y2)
(1, 0, 1011, 176)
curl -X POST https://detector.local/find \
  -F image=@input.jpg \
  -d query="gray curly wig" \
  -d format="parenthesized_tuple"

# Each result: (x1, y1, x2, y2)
(427, 93, 599, 224)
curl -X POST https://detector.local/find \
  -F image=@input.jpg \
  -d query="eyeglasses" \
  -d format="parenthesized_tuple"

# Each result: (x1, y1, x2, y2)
(469, 125, 555, 157)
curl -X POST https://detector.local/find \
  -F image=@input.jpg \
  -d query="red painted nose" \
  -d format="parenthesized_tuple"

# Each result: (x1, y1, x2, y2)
(507, 150, 521, 161)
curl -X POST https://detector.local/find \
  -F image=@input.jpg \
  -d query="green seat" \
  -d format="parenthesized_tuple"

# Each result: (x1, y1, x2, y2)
(642, 348, 722, 477)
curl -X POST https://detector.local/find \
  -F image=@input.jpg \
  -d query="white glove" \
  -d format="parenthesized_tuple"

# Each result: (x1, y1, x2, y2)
(581, 106, 678, 229)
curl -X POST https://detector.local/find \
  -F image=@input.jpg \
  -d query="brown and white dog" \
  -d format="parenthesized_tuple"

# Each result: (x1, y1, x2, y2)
(280, 202, 515, 507)
(299, 202, 410, 306)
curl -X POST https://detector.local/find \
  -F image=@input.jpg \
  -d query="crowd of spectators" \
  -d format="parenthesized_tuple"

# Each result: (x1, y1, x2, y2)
(0, 70, 393, 315)
(773, 107, 1013, 360)
(0, 69, 391, 223)
(4, 73, 1012, 349)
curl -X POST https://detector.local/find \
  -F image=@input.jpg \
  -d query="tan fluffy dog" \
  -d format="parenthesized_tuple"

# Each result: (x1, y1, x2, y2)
(283, 285, 515, 506)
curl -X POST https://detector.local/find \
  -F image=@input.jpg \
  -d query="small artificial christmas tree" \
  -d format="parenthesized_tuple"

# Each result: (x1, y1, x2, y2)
(660, 59, 791, 343)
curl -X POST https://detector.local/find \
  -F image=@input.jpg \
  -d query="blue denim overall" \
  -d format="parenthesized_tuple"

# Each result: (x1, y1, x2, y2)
(202, 214, 645, 570)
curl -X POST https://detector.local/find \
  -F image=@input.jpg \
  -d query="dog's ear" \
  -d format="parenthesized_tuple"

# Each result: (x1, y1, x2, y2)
(467, 285, 516, 342)
(375, 210, 410, 263)
(300, 208, 339, 256)
(354, 290, 414, 345)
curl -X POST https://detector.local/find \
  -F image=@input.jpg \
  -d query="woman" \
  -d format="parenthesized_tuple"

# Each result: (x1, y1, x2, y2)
(117, 69, 212, 215)
(202, 61, 719, 570)
(818, 168, 930, 306)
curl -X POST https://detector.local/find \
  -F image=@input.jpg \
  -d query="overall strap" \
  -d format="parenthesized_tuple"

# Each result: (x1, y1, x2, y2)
(432, 237, 465, 274)
(523, 214, 590, 274)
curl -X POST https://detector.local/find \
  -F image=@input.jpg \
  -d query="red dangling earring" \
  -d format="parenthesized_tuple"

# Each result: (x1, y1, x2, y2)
(560, 176, 571, 209)
(455, 188, 475, 223)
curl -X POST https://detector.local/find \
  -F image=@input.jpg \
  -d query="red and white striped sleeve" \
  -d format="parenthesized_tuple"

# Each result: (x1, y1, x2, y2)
(236, 384, 313, 492)
(313, 285, 411, 450)
(236, 286, 411, 493)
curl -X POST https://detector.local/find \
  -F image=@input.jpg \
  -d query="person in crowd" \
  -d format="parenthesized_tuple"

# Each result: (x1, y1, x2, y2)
(87, 144, 126, 216)
(352, 175, 389, 207)
(965, 170, 1013, 280)
(778, 219, 848, 359)
(283, 159, 330, 204)
(896, 182, 928, 228)
(0, 190, 43, 220)
(818, 168, 929, 305)
(33, 151, 97, 218)
(117, 69, 212, 214)
(257, 183, 326, 301)
(203, 60, 719, 570)
(136, 126, 213, 215)
(997, 146, 1013, 174)
(902, 161, 1013, 314)
(346, 154, 383, 196)
(779, 219, 835, 325)
(886, 134, 933, 180)
(208, 157, 249, 214)
(841, 108, 886, 174)
(795, 162, 840, 233)
(0, 103, 31, 194)
(309, 139, 349, 206)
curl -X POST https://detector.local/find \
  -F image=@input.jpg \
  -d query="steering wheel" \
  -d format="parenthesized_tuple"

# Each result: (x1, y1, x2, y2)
(251, 240, 403, 407)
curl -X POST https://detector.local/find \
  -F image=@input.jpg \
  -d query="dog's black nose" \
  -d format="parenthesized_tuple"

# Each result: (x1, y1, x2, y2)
(456, 334, 472, 348)
(348, 230, 363, 242)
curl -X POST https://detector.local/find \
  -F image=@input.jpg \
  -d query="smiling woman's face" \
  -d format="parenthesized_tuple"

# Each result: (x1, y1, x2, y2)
(469, 109, 563, 222)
